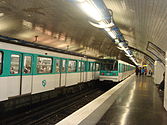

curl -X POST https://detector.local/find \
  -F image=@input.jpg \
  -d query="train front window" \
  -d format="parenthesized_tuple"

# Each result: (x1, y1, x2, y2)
(37, 57, 52, 74)
(0, 52, 2, 74)
(101, 60, 118, 71)
(23, 56, 32, 74)
(10, 54, 20, 74)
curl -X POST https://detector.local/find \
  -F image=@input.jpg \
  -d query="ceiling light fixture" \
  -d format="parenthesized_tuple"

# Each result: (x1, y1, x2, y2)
(74, 0, 138, 65)
(89, 21, 114, 28)
(0, 12, 4, 17)
(77, 0, 102, 21)
(107, 31, 117, 39)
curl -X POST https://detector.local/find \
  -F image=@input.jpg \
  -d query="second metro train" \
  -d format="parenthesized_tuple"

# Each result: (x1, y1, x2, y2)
(99, 59, 135, 82)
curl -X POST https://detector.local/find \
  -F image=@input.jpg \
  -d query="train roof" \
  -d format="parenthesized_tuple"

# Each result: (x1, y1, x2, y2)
(118, 60, 135, 67)
(99, 59, 135, 67)
(0, 35, 99, 60)
(99, 59, 117, 61)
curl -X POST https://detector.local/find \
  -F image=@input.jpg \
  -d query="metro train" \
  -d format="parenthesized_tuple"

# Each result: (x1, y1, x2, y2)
(99, 59, 135, 82)
(0, 36, 100, 102)
(0, 36, 135, 106)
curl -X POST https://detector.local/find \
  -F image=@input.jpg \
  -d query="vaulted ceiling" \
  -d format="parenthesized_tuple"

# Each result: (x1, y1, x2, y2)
(104, 0, 167, 56)
(0, 0, 166, 65)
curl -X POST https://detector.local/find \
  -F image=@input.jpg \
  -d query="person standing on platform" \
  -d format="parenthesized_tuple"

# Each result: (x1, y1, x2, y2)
(145, 68, 147, 76)
(139, 67, 142, 76)
(135, 67, 139, 75)
(141, 67, 145, 75)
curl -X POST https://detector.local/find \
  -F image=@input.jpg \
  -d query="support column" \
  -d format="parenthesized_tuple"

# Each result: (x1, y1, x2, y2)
(154, 61, 164, 84)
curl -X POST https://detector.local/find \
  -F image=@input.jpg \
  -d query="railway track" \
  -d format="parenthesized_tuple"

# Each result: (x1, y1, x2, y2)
(29, 89, 103, 125)
(0, 84, 114, 125)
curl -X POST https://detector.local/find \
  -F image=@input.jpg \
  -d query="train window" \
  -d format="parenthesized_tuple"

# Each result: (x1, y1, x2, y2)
(96, 63, 99, 71)
(90, 63, 93, 71)
(120, 64, 122, 72)
(101, 60, 118, 71)
(123, 64, 125, 72)
(0, 52, 2, 74)
(37, 57, 52, 74)
(124, 65, 125, 72)
(23, 56, 32, 74)
(78, 61, 81, 72)
(88, 62, 92, 71)
(124, 65, 126, 72)
(68, 60, 77, 72)
(81, 62, 85, 72)
(92, 63, 96, 71)
(10, 54, 20, 74)
(118, 64, 120, 72)
(55, 59, 61, 73)
(62, 60, 66, 72)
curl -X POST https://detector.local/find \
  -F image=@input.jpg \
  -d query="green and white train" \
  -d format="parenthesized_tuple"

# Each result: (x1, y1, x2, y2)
(0, 36, 100, 102)
(99, 59, 135, 82)
(0, 36, 135, 103)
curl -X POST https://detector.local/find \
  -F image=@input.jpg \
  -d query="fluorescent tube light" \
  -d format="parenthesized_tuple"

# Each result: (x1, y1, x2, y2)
(78, 1, 102, 21)
(107, 30, 117, 39)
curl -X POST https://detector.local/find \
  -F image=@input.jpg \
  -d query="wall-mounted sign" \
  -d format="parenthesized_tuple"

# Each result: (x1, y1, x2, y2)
(146, 41, 165, 65)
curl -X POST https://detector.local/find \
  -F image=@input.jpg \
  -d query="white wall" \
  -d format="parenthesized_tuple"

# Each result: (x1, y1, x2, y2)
(164, 53, 167, 111)
(154, 61, 165, 84)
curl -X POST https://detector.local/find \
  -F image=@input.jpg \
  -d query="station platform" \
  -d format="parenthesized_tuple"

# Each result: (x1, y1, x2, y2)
(97, 76, 167, 125)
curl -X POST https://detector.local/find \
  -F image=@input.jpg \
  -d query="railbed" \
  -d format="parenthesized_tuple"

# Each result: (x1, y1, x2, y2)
(56, 74, 135, 125)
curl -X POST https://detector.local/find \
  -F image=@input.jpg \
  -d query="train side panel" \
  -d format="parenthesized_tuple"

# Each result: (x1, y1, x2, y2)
(66, 73, 80, 86)
(0, 77, 8, 101)
(21, 75, 33, 95)
(32, 74, 58, 94)
(0, 42, 99, 101)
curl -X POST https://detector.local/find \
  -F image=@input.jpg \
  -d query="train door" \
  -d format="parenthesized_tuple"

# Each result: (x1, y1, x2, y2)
(9, 52, 22, 97)
(90, 62, 93, 80)
(78, 61, 82, 83)
(92, 63, 95, 79)
(60, 59, 67, 86)
(80, 61, 84, 82)
(118, 63, 122, 81)
(55, 58, 61, 87)
(85, 61, 88, 82)
(95, 63, 99, 79)
(21, 54, 33, 95)
(82, 61, 86, 82)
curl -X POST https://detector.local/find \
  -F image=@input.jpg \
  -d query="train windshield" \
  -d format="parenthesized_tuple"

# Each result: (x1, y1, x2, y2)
(101, 60, 118, 71)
